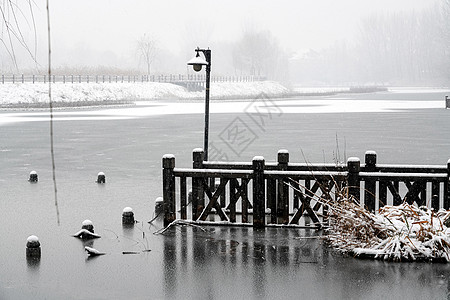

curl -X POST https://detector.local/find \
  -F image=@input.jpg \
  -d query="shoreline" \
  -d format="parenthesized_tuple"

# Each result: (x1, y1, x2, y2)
(0, 84, 391, 110)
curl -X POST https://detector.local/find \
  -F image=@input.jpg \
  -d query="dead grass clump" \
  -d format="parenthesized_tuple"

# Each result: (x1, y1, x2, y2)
(326, 199, 450, 262)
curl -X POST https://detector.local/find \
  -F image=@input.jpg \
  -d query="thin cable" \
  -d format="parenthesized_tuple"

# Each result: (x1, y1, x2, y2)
(47, 0, 60, 225)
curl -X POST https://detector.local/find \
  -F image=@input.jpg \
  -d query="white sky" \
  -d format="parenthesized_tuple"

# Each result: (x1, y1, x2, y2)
(18, 0, 438, 68)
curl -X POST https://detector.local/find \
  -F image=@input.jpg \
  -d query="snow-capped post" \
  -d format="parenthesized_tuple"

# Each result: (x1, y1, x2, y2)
(96, 172, 106, 184)
(122, 207, 135, 225)
(445, 95, 449, 109)
(277, 150, 290, 224)
(26, 235, 41, 258)
(192, 149, 205, 220)
(82, 220, 95, 233)
(155, 197, 164, 215)
(253, 156, 266, 228)
(28, 171, 38, 182)
(364, 151, 377, 212)
(162, 154, 176, 226)
(347, 157, 361, 202)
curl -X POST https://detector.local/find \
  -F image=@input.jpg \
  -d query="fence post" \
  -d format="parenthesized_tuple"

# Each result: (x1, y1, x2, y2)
(446, 95, 449, 109)
(445, 159, 450, 209)
(192, 148, 205, 220)
(162, 154, 176, 226)
(12, 74, 15, 83)
(347, 157, 361, 203)
(277, 149, 289, 224)
(364, 151, 377, 212)
(253, 156, 266, 228)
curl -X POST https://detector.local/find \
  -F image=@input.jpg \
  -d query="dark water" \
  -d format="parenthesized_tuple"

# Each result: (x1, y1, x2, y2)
(1, 89, 450, 299)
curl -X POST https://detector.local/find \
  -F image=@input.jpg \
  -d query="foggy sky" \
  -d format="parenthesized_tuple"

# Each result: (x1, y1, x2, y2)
(8, 0, 437, 70)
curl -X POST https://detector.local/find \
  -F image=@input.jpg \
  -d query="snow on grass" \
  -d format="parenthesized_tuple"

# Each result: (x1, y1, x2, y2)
(0, 81, 289, 106)
(326, 199, 450, 262)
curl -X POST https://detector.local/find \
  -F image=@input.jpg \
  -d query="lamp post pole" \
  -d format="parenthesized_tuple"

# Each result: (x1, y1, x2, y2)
(202, 49, 211, 161)
(187, 47, 211, 161)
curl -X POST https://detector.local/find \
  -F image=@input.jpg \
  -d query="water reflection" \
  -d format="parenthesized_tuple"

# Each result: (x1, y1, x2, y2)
(160, 226, 450, 299)
(162, 227, 323, 299)
(26, 256, 40, 272)
(163, 234, 177, 299)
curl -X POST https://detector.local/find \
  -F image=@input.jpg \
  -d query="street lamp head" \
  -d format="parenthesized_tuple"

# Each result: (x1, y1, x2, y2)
(187, 53, 208, 72)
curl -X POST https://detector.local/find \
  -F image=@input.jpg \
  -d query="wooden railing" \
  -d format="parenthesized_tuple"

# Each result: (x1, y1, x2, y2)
(162, 149, 450, 228)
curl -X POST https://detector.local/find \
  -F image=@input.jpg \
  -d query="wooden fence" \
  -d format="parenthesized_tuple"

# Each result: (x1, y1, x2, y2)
(0, 74, 265, 85)
(162, 149, 450, 228)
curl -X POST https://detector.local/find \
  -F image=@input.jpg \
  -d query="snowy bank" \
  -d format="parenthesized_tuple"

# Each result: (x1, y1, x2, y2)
(0, 81, 290, 107)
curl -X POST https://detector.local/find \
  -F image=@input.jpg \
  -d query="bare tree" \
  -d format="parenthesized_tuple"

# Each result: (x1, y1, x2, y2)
(136, 34, 157, 75)
(0, 0, 38, 71)
(232, 30, 288, 81)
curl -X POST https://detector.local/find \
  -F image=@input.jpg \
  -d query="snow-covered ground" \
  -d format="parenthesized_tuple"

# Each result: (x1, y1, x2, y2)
(0, 81, 290, 106)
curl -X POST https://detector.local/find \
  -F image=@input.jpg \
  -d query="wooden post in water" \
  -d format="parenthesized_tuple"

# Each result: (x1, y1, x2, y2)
(267, 176, 277, 224)
(277, 150, 289, 224)
(192, 149, 205, 220)
(347, 157, 361, 202)
(162, 154, 176, 226)
(364, 151, 377, 212)
(252, 156, 266, 228)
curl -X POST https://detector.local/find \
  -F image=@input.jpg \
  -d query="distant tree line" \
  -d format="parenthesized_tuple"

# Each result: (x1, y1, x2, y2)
(231, 30, 289, 83)
(292, 1, 450, 86)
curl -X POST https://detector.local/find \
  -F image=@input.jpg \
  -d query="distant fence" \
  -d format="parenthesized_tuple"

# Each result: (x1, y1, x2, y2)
(162, 149, 450, 228)
(0, 74, 265, 85)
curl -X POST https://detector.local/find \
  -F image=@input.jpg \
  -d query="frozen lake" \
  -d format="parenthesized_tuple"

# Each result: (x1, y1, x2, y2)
(1, 88, 450, 299)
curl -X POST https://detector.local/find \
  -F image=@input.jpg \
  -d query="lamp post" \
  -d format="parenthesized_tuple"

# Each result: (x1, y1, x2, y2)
(187, 47, 211, 161)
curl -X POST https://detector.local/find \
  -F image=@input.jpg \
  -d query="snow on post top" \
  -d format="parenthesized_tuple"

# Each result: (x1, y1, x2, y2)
(278, 149, 289, 154)
(193, 148, 204, 153)
(253, 156, 265, 161)
(347, 157, 360, 163)
(365, 150, 377, 155)
(163, 154, 175, 159)
(30, 170, 37, 175)
(82, 220, 93, 226)
(97, 172, 105, 176)
(27, 235, 39, 243)
(123, 207, 133, 213)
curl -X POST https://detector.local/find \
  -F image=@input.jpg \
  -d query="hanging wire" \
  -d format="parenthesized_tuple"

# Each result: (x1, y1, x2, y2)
(47, 0, 60, 225)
